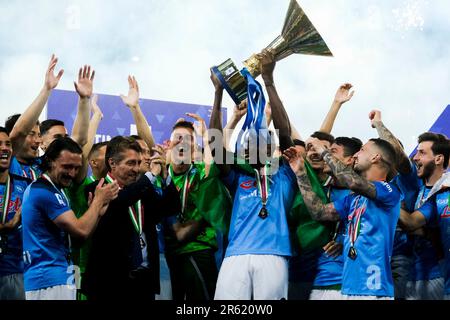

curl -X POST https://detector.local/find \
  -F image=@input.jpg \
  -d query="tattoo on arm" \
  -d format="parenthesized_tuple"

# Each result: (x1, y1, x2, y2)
(322, 150, 377, 199)
(296, 173, 339, 221)
(373, 121, 411, 174)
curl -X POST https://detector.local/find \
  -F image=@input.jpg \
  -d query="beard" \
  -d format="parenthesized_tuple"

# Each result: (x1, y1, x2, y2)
(419, 161, 436, 180)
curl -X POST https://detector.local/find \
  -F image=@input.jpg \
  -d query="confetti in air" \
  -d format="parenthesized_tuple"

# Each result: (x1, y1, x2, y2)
(391, 0, 427, 33)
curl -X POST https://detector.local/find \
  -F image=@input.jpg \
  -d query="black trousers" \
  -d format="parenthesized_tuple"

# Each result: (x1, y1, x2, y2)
(165, 249, 218, 301)
(84, 268, 155, 301)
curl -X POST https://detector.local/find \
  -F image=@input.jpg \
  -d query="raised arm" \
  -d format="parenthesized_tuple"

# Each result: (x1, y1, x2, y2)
(258, 49, 293, 151)
(10, 54, 64, 151)
(223, 100, 247, 152)
(266, 101, 303, 141)
(120, 76, 155, 150)
(71, 65, 95, 147)
(308, 137, 377, 199)
(319, 83, 354, 134)
(290, 119, 303, 141)
(186, 113, 214, 175)
(369, 110, 411, 174)
(75, 95, 104, 184)
(208, 70, 231, 174)
(283, 147, 339, 222)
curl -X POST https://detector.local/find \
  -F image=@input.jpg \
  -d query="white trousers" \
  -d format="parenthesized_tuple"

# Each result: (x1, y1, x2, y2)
(26, 284, 76, 300)
(309, 289, 345, 300)
(214, 254, 288, 300)
(343, 294, 394, 300)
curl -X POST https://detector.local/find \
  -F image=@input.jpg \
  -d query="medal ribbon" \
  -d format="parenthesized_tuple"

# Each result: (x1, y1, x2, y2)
(415, 186, 427, 210)
(348, 195, 364, 248)
(105, 173, 143, 235)
(41, 173, 70, 206)
(87, 175, 96, 183)
(169, 164, 195, 215)
(0, 174, 12, 224)
(22, 165, 38, 181)
(254, 163, 270, 207)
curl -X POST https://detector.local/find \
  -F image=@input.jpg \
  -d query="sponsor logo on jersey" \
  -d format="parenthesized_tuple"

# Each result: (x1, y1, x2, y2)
(381, 181, 393, 193)
(240, 179, 256, 190)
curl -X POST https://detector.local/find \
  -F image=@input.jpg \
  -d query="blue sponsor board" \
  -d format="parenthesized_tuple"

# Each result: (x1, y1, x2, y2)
(410, 104, 450, 157)
(47, 89, 226, 144)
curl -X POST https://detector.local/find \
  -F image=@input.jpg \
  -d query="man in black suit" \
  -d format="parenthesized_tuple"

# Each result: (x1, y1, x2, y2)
(82, 136, 181, 300)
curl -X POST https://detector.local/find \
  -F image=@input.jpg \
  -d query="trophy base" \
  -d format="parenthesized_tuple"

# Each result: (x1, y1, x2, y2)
(211, 58, 248, 105)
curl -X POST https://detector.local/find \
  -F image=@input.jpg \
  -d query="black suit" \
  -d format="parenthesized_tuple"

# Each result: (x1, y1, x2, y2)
(81, 174, 180, 300)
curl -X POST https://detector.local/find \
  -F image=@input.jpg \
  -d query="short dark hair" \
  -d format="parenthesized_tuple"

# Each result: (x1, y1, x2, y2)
(88, 141, 108, 161)
(40, 137, 82, 172)
(0, 126, 8, 135)
(129, 135, 142, 142)
(5, 114, 40, 135)
(293, 139, 306, 148)
(418, 132, 450, 169)
(310, 131, 335, 145)
(172, 121, 195, 132)
(334, 137, 363, 157)
(5, 114, 21, 134)
(105, 136, 142, 171)
(369, 138, 398, 180)
(40, 119, 65, 136)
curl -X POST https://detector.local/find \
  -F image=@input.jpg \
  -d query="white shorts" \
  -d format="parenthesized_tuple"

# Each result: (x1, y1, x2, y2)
(26, 284, 77, 300)
(309, 289, 345, 300)
(343, 294, 394, 300)
(214, 254, 288, 300)
(405, 278, 445, 300)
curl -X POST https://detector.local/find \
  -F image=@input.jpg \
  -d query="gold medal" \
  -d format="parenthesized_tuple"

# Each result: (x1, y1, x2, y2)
(348, 246, 357, 260)
(259, 206, 268, 219)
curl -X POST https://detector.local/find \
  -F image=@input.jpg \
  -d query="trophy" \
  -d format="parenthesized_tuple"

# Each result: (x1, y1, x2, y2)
(211, 0, 333, 105)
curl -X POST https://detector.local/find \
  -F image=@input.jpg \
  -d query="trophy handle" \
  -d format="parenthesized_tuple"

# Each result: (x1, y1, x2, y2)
(242, 54, 261, 78)
(210, 66, 242, 105)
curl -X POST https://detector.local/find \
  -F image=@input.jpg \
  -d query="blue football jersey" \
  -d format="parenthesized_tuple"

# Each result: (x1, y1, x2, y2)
(22, 177, 73, 291)
(334, 181, 401, 297)
(0, 175, 30, 276)
(391, 161, 421, 256)
(410, 186, 443, 282)
(313, 187, 350, 288)
(418, 189, 450, 294)
(9, 156, 42, 181)
(222, 162, 297, 258)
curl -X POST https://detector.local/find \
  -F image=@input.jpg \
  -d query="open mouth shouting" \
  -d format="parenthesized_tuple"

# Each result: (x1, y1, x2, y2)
(0, 152, 9, 160)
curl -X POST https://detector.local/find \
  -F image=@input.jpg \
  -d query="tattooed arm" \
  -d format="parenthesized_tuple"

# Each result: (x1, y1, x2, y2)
(283, 146, 339, 222)
(296, 172, 340, 222)
(321, 149, 377, 199)
(369, 110, 411, 174)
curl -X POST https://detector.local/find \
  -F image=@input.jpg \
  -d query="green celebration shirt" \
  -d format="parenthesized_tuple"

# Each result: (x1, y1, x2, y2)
(165, 162, 232, 256)
(287, 160, 336, 254)
(65, 176, 96, 273)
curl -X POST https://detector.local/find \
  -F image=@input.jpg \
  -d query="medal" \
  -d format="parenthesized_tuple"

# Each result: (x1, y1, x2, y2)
(169, 164, 195, 221)
(0, 174, 12, 224)
(259, 206, 268, 219)
(347, 195, 366, 261)
(254, 163, 270, 220)
(348, 246, 357, 260)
